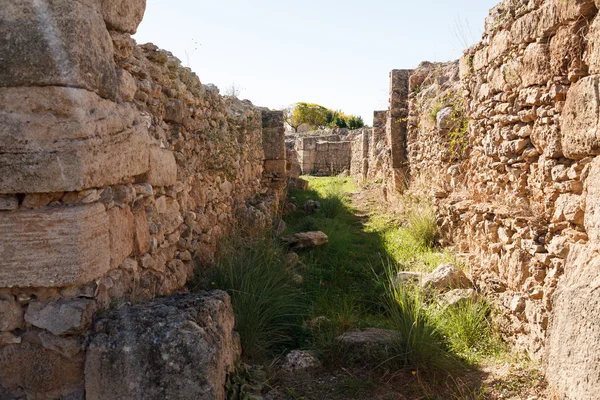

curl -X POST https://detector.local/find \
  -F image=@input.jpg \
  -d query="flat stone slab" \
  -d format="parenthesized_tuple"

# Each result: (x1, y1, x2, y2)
(0, 203, 110, 288)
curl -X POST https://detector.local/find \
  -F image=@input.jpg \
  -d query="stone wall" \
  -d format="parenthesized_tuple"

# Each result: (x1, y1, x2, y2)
(0, 1, 285, 398)
(293, 133, 353, 175)
(375, 0, 600, 397)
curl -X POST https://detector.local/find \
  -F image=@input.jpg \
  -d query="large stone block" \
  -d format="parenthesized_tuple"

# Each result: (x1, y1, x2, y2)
(85, 291, 238, 400)
(0, 0, 118, 99)
(0, 341, 84, 398)
(25, 298, 97, 336)
(141, 147, 178, 187)
(561, 75, 600, 159)
(521, 43, 551, 87)
(0, 203, 110, 288)
(262, 109, 285, 161)
(547, 244, 600, 399)
(101, 0, 146, 34)
(0, 87, 151, 193)
(108, 206, 134, 269)
(585, 158, 600, 243)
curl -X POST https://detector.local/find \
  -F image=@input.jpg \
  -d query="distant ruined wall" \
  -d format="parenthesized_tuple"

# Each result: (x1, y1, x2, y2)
(0, 1, 285, 398)
(369, 0, 600, 398)
(294, 133, 353, 175)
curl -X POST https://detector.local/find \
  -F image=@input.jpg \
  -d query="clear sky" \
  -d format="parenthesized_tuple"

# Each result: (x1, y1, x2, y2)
(135, 0, 499, 125)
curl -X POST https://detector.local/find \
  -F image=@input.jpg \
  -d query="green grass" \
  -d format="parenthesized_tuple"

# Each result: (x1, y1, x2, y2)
(194, 238, 308, 360)
(193, 175, 505, 383)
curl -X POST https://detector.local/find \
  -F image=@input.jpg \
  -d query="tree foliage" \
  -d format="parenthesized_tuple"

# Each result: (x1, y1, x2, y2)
(285, 102, 365, 132)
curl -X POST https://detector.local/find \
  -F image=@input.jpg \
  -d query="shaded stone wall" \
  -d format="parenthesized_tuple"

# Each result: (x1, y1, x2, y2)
(384, 0, 600, 397)
(294, 134, 352, 175)
(0, 1, 285, 398)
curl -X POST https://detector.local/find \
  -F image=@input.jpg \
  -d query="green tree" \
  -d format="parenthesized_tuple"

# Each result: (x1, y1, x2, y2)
(346, 115, 365, 130)
(291, 102, 329, 130)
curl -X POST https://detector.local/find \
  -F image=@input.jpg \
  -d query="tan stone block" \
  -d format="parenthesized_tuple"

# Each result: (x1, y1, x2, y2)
(520, 43, 551, 87)
(561, 75, 600, 159)
(585, 16, 600, 75)
(133, 210, 151, 255)
(0, 294, 23, 332)
(108, 207, 134, 269)
(141, 147, 178, 187)
(264, 159, 286, 176)
(101, 0, 146, 34)
(585, 158, 600, 243)
(0, 203, 110, 288)
(0, 0, 118, 99)
(0, 87, 151, 193)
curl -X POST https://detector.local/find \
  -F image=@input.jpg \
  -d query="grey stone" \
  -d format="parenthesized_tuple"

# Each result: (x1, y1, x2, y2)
(281, 350, 320, 372)
(421, 264, 471, 290)
(281, 231, 328, 250)
(101, 0, 146, 34)
(85, 291, 238, 400)
(0, 0, 118, 99)
(0, 195, 18, 211)
(303, 200, 321, 214)
(0, 295, 23, 332)
(25, 299, 97, 336)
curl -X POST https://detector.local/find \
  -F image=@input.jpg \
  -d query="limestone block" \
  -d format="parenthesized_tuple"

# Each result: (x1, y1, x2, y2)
(142, 147, 178, 187)
(0, 203, 110, 288)
(0, 341, 84, 398)
(101, 0, 146, 34)
(0, 196, 18, 211)
(487, 30, 510, 62)
(521, 43, 551, 87)
(553, 193, 584, 225)
(25, 299, 97, 336)
(133, 210, 151, 255)
(85, 291, 238, 400)
(262, 109, 285, 161)
(547, 244, 600, 399)
(264, 159, 286, 176)
(108, 206, 134, 269)
(586, 16, 600, 75)
(0, 87, 151, 193)
(0, 0, 118, 99)
(561, 75, 600, 159)
(0, 295, 23, 332)
(585, 158, 600, 243)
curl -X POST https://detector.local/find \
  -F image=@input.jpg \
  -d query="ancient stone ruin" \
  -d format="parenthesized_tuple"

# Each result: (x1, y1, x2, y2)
(0, 0, 285, 398)
(3, 0, 600, 399)
(348, 1, 600, 398)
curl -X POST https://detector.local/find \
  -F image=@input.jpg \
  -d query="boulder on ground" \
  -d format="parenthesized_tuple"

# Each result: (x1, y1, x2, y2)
(281, 350, 320, 372)
(335, 328, 398, 364)
(395, 271, 425, 285)
(281, 231, 328, 250)
(85, 291, 238, 400)
(421, 263, 471, 290)
(303, 200, 321, 214)
(442, 289, 478, 306)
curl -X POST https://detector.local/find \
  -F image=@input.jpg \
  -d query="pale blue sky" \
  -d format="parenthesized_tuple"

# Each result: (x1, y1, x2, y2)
(135, 0, 499, 124)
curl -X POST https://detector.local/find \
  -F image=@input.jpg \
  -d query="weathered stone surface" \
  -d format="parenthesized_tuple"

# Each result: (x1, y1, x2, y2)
(561, 75, 600, 159)
(142, 147, 178, 187)
(521, 43, 551, 87)
(281, 350, 320, 372)
(0, 0, 118, 99)
(282, 231, 328, 249)
(395, 271, 424, 284)
(442, 289, 478, 306)
(585, 158, 600, 243)
(335, 328, 397, 364)
(0, 195, 18, 211)
(0, 203, 110, 288)
(108, 206, 134, 269)
(0, 294, 23, 332)
(303, 200, 321, 214)
(422, 264, 471, 290)
(25, 299, 97, 336)
(85, 291, 237, 400)
(0, 87, 151, 193)
(548, 245, 600, 399)
(0, 341, 84, 398)
(133, 209, 151, 254)
(101, 0, 146, 34)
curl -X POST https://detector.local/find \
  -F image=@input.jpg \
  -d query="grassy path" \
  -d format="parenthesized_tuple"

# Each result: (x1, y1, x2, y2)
(197, 176, 548, 399)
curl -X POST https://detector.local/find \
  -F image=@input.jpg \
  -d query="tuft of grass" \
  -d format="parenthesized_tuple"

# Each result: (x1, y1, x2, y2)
(319, 194, 347, 219)
(383, 265, 458, 373)
(406, 206, 439, 249)
(434, 299, 506, 363)
(198, 239, 307, 360)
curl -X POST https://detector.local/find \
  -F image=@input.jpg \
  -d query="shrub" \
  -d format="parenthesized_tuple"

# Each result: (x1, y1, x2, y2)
(319, 192, 347, 219)
(201, 239, 307, 360)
